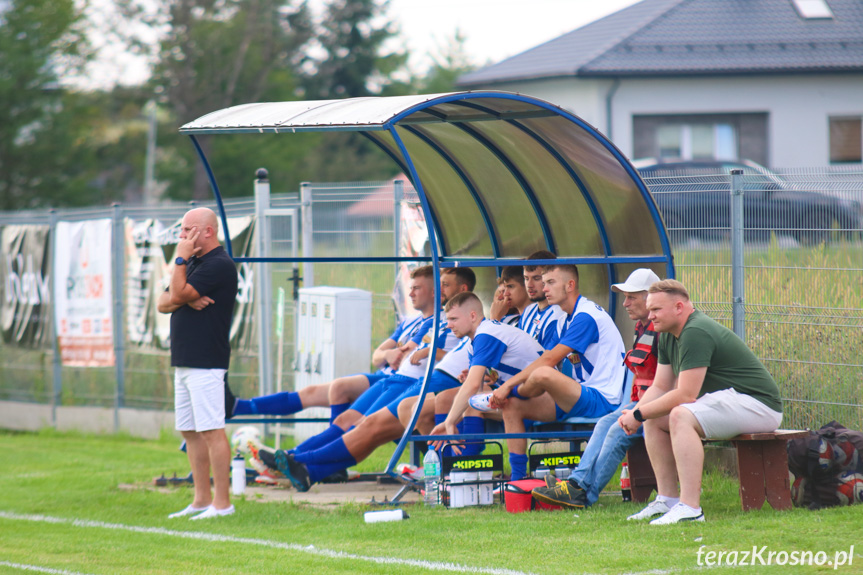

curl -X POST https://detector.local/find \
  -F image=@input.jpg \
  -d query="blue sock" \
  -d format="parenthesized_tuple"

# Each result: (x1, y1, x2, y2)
(234, 391, 303, 416)
(294, 424, 345, 454)
(295, 436, 354, 465)
(509, 386, 529, 401)
(434, 413, 447, 426)
(329, 402, 350, 424)
(509, 453, 528, 481)
(307, 458, 356, 484)
(460, 416, 485, 457)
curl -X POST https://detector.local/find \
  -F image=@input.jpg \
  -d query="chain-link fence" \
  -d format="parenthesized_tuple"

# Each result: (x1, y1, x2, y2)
(642, 164, 863, 430)
(1, 168, 861, 433)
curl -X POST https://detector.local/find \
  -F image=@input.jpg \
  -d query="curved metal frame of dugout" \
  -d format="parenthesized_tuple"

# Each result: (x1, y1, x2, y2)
(180, 90, 675, 478)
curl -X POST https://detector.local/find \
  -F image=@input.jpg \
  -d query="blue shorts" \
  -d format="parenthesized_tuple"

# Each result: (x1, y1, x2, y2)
(349, 374, 417, 416)
(384, 370, 461, 418)
(351, 371, 390, 386)
(555, 385, 618, 420)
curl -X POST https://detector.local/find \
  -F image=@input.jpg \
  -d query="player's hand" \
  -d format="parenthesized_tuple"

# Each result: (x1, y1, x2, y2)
(409, 347, 430, 365)
(618, 409, 642, 435)
(458, 369, 469, 383)
(384, 348, 405, 370)
(187, 296, 214, 310)
(490, 386, 510, 409)
(176, 227, 202, 260)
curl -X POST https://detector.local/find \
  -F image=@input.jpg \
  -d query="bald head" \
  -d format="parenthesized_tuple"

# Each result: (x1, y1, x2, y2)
(180, 207, 221, 255)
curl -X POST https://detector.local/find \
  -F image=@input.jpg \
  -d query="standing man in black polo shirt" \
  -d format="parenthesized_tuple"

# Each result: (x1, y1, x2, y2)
(157, 207, 238, 520)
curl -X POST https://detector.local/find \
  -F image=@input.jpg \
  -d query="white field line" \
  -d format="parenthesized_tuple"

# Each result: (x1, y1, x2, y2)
(0, 511, 534, 575)
(0, 511, 719, 575)
(0, 561, 95, 575)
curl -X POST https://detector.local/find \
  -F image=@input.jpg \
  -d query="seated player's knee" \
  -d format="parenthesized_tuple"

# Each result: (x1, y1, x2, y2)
(328, 375, 364, 404)
(434, 388, 458, 413)
(528, 365, 558, 387)
(397, 396, 419, 426)
(334, 410, 361, 430)
(668, 405, 695, 431)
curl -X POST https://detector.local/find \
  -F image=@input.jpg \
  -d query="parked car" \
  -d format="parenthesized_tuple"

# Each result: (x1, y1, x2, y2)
(634, 159, 862, 245)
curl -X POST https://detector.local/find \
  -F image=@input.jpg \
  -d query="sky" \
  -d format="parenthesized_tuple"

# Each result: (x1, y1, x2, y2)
(85, 0, 643, 88)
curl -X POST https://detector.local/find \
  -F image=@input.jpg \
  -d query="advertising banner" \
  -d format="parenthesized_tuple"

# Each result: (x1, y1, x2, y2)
(0, 224, 52, 348)
(53, 219, 114, 367)
(125, 215, 256, 352)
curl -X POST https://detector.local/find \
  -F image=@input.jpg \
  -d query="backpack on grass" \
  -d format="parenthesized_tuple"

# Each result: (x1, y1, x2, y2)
(786, 421, 863, 509)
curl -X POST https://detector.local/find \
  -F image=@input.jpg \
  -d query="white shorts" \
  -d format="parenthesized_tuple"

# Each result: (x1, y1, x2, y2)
(174, 367, 227, 432)
(681, 388, 782, 440)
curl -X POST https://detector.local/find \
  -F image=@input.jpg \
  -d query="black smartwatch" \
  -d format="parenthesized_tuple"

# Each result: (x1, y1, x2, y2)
(175, 256, 187, 266)
(633, 408, 646, 423)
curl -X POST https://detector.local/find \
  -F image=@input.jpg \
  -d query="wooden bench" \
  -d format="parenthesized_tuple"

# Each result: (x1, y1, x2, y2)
(627, 430, 809, 511)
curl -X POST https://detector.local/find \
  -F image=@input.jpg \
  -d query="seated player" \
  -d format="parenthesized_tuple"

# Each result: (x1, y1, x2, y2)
(272, 329, 473, 491)
(519, 251, 566, 349)
(489, 266, 531, 325)
(228, 266, 474, 425)
(488, 264, 627, 480)
(531, 268, 661, 508)
(430, 293, 546, 451)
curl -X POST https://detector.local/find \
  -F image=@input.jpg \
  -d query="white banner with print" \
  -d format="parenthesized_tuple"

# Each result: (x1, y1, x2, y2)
(53, 219, 114, 367)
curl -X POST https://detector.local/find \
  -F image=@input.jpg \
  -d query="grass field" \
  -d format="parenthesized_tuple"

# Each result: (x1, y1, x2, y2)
(2, 429, 862, 575)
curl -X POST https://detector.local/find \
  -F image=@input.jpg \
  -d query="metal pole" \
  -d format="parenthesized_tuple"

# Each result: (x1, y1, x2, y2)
(393, 179, 403, 286)
(730, 169, 745, 341)
(111, 203, 126, 432)
(301, 182, 314, 288)
(49, 209, 62, 428)
(254, 169, 273, 398)
(143, 100, 157, 205)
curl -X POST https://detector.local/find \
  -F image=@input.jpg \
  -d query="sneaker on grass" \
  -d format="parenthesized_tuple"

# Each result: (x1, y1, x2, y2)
(649, 503, 704, 525)
(626, 499, 672, 521)
(531, 479, 587, 509)
(274, 449, 311, 492)
(190, 505, 235, 520)
(168, 504, 209, 519)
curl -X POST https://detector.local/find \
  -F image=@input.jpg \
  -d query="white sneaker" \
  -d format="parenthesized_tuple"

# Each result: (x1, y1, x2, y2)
(626, 499, 672, 521)
(468, 393, 497, 413)
(649, 503, 705, 525)
(168, 504, 210, 519)
(190, 505, 235, 520)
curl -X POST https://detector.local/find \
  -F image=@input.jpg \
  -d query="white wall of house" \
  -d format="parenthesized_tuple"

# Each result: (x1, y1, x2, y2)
(487, 73, 863, 168)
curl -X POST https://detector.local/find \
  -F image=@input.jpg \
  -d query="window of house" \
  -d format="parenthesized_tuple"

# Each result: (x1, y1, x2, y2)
(829, 117, 862, 164)
(656, 123, 738, 161)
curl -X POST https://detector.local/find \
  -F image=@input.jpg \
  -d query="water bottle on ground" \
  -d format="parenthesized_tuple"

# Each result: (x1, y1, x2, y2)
(231, 453, 246, 495)
(423, 448, 441, 506)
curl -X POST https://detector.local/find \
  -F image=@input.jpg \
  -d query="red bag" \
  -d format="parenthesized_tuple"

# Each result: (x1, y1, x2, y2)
(504, 479, 562, 513)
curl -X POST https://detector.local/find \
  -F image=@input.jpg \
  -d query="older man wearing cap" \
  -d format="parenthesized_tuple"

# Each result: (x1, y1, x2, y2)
(532, 268, 661, 508)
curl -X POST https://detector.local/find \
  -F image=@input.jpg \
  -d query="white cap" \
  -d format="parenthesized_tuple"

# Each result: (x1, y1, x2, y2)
(611, 268, 661, 293)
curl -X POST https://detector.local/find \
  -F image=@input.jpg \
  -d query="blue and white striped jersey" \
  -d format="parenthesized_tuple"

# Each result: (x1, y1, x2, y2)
(556, 295, 626, 404)
(468, 319, 544, 387)
(518, 302, 566, 350)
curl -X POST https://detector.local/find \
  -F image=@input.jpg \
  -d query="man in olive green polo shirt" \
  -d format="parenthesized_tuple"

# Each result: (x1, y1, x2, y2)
(618, 280, 782, 525)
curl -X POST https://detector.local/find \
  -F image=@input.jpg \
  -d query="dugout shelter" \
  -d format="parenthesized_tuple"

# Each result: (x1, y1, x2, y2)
(179, 91, 675, 475)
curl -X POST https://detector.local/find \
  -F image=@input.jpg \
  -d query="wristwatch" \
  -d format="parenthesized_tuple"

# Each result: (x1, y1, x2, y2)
(633, 408, 646, 423)
(175, 256, 187, 266)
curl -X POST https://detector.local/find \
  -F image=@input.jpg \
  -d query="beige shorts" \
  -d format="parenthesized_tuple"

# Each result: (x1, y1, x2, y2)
(681, 387, 782, 440)
(174, 367, 227, 432)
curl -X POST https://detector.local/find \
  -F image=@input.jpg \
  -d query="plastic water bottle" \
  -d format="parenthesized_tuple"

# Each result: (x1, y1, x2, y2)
(423, 448, 441, 506)
(620, 462, 631, 502)
(231, 453, 246, 495)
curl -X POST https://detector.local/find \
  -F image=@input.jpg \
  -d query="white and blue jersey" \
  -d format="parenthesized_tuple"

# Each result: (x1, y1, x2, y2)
(397, 311, 460, 379)
(518, 302, 566, 350)
(501, 313, 521, 327)
(433, 335, 471, 379)
(555, 296, 626, 404)
(469, 319, 544, 388)
(380, 313, 429, 376)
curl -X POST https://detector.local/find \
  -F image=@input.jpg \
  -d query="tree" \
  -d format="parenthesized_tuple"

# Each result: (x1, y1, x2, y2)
(0, 0, 92, 209)
(149, 0, 315, 200)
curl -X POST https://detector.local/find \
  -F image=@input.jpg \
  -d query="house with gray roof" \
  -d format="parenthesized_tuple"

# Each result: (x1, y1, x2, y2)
(457, 0, 863, 168)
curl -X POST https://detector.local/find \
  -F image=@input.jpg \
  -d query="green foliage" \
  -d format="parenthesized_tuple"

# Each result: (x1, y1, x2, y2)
(0, 0, 91, 209)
